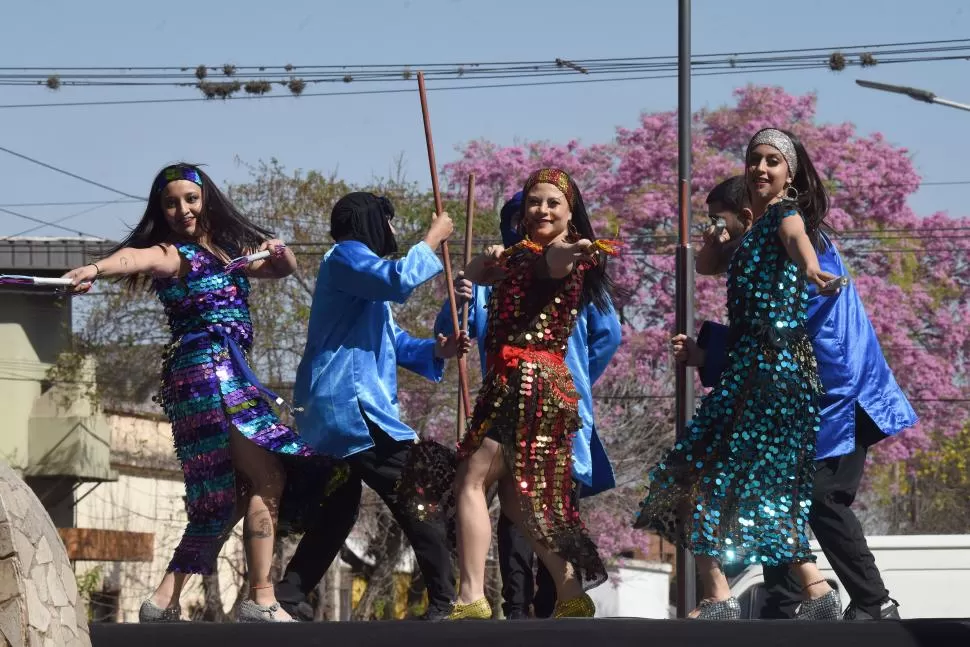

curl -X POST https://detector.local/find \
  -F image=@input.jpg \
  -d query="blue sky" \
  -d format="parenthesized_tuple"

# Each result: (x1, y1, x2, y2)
(1, 0, 967, 240)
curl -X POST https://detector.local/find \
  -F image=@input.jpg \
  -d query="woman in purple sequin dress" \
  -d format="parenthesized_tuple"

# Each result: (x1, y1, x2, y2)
(65, 163, 322, 623)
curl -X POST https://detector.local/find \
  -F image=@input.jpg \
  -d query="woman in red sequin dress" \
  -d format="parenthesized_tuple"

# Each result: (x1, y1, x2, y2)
(447, 169, 619, 619)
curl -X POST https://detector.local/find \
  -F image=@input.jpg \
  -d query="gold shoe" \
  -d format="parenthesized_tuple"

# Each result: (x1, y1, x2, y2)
(447, 597, 492, 620)
(553, 593, 595, 618)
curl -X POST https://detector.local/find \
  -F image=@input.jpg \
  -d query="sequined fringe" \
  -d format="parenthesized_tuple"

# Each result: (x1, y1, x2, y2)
(635, 332, 821, 568)
(461, 355, 607, 591)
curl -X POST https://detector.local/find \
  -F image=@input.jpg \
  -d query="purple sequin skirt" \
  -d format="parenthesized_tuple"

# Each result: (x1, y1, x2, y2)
(159, 334, 320, 574)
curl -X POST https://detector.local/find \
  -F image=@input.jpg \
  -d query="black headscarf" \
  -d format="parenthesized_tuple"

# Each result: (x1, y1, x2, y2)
(329, 192, 399, 257)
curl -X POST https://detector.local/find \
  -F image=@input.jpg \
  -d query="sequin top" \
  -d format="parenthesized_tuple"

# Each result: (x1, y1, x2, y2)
(727, 199, 810, 346)
(154, 243, 254, 350)
(483, 243, 587, 363)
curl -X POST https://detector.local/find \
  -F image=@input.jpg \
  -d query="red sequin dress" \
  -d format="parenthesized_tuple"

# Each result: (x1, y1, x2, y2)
(458, 241, 607, 590)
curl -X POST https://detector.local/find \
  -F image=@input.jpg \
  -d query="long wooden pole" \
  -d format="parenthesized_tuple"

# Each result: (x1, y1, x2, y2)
(456, 174, 476, 441)
(417, 71, 472, 417)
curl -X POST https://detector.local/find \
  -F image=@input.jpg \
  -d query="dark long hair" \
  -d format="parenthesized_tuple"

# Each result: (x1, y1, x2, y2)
(517, 177, 617, 313)
(107, 163, 275, 290)
(747, 129, 830, 251)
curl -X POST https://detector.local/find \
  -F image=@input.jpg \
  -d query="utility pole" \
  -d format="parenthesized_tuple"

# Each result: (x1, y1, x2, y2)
(675, 0, 697, 619)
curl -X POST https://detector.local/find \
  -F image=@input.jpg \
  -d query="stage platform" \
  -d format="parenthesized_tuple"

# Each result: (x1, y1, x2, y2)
(91, 617, 970, 647)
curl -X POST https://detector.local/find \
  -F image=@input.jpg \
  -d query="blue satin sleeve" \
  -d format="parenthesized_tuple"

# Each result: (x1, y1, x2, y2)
(434, 285, 489, 369)
(586, 300, 622, 384)
(328, 240, 443, 304)
(392, 316, 444, 382)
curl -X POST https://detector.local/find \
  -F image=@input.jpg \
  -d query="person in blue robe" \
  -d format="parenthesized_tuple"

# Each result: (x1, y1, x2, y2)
(676, 176, 917, 621)
(435, 192, 621, 618)
(274, 192, 465, 621)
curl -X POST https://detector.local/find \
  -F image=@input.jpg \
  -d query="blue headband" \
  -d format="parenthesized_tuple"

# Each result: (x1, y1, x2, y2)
(154, 166, 203, 192)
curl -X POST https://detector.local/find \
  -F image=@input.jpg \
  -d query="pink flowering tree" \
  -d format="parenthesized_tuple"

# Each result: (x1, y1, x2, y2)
(440, 85, 970, 550)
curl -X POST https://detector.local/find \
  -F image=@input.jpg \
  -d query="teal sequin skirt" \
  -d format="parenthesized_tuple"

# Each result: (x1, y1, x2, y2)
(635, 330, 821, 567)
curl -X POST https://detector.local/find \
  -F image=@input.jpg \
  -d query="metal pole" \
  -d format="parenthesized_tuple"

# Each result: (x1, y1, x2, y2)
(855, 79, 970, 113)
(931, 97, 970, 113)
(675, 0, 697, 619)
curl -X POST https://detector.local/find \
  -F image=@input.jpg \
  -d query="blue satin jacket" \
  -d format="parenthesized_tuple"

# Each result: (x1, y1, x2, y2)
(698, 235, 917, 459)
(435, 286, 622, 496)
(294, 240, 445, 457)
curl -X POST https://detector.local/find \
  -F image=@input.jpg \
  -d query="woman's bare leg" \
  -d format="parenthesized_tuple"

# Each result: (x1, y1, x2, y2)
(453, 438, 507, 604)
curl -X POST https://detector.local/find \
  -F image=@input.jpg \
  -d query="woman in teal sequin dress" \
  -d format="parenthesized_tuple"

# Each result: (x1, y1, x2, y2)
(635, 130, 845, 620)
(64, 163, 324, 623)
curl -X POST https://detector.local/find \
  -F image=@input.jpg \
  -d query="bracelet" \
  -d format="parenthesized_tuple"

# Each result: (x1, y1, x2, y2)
(89, 263, 103, 276)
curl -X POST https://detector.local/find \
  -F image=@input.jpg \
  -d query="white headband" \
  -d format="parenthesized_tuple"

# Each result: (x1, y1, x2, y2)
(748, 128, 798, 177)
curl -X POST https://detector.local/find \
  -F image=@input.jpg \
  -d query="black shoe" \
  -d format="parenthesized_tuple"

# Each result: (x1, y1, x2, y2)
(275, 576, 317, 622)
(278, 599, 315, 622)
(417, 605, 451, 622)
(843, 598, 900, 621)
(505, 609, 531, 620)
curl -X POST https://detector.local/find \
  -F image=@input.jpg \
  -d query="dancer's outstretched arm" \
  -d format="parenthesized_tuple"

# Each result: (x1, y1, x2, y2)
(62, 244, 182, 290)
(329, 212, 453, 303)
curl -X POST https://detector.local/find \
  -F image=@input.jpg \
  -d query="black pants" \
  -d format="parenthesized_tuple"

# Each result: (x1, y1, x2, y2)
(497, 513, 557, 618)
(496, 487, 580, 618)
(275, 422, 456, 613)
(761, 407, 889, 618)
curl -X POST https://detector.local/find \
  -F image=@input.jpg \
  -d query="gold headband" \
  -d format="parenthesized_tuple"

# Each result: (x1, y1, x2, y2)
(523, 168, 575, 207)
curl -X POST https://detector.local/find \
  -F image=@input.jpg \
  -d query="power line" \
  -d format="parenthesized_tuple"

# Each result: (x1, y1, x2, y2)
(0, 197, 133, 241)
(1, 50, 963, 87)
(3, 179, 968, 240)
(1, 53, 965, 110)
(3, 38, 965, 73)
(5, 178, 967, 214)
(0, 144, 146, 200)
(0, 41, 962, 95)
(0, 199, 144, 208)
(0, 205, 105, 239)
(4, 224, 968, 250)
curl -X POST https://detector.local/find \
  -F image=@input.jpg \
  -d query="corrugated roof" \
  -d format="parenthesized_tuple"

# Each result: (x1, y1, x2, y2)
(0, 237, 117, 272)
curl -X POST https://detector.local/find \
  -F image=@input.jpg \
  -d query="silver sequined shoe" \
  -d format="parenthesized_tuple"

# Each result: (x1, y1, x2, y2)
(237, 598, 296, 623)
(690, 597, 741, 620)
(138, 599, 181, 623)
(796, 590, 842, 620)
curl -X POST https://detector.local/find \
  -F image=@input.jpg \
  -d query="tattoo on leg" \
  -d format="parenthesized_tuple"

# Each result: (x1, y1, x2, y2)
(244, 517, 273, 540)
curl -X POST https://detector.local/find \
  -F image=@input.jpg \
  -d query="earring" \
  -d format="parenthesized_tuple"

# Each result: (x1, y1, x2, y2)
(784, 182, 799, 201)
(568, 221, 580, 240)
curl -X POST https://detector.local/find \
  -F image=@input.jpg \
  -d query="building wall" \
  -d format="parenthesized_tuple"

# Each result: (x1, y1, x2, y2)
(0, 324, 46, 471)
(74, 472, 245, 622)
(0, 291, 72, 471)
(73, 413, 244, 621)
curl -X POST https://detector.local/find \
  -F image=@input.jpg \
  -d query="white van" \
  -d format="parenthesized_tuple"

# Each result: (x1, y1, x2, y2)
(729, 534, 970, 619)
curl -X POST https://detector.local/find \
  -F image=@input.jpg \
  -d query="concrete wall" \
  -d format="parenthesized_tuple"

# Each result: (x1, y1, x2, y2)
(587, 559, 673, 619)
(0, 460, 91, 647)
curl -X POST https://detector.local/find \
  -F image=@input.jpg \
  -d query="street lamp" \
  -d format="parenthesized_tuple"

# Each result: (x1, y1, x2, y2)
(856, 80, 970, 113)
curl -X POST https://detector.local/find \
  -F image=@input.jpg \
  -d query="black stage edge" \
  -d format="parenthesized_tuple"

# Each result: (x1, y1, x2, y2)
(91, 618, 970, 647)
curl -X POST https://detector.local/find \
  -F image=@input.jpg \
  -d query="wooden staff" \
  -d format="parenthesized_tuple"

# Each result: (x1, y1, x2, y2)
(456, 174, 476, 440)
(417, 71, 472, 417)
